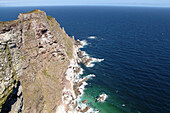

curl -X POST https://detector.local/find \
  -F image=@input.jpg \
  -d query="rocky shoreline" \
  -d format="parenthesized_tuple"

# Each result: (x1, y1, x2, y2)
(0, 9, 105, 113)
(56, 40, 97, 113)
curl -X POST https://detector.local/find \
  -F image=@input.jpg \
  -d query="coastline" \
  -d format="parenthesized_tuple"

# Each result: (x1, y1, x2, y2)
(56, 40, 102, 113)
(0, 9, 105, 112)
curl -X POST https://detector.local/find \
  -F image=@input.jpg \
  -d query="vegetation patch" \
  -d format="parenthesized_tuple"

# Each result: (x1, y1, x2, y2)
(47, 16, 53, 20)
(23, 9, 44, 14)
(21, 55, 26, 61)
(42, 69, 51, 77)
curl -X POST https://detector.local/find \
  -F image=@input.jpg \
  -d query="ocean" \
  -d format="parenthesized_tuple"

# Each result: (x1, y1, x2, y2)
(0, 6, 170, 113)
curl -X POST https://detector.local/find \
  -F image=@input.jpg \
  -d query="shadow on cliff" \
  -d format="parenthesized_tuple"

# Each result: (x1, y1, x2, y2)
(1, 81, 23, 113)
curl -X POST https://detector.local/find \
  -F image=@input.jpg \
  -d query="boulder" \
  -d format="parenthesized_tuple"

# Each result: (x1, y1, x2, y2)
(82, 100, 88, 104)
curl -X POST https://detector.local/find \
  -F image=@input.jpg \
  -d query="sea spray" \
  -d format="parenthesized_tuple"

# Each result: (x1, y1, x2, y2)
(97, 94, 108, 103)
(88, 36, 96, 39)
(80, 48, 104, 67)
(78, 40, 88, 48)
(57, 39, 105, 113)
(81, 51, 88, 56)
(86, 58, 104, 67)
(76, 40, 106, 112)
(86, 74, 96, 79)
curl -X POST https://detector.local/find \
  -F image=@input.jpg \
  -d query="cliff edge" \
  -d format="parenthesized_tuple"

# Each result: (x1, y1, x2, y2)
(0, 9, 75, 113)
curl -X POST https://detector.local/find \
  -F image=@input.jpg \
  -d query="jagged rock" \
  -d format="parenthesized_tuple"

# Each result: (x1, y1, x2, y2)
(81, 56, 93, 66)
(80, 106, 90, 112)
(97, 94, 108, 103)
(73, 66, 81, 74)
(73, 77, 88, 97)
(77, 50, 84, 58)
(82, 100, 88, 104)
(75, 39, 82, 46)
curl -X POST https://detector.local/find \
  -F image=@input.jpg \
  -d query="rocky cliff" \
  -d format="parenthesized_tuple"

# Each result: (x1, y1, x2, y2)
(0, 9, 75, 113)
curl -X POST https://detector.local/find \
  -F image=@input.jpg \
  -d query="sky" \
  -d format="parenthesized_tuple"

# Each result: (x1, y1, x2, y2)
(0, 0, 170, 7)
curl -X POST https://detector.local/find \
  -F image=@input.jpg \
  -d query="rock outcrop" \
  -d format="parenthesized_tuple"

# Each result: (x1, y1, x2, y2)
(0, 9, 75, 113)
(97, 94, 108, 103)
(0, 27, 23, 113)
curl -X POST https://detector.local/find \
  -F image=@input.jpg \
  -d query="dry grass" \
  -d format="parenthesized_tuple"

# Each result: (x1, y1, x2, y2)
(23, 9, 44, 14)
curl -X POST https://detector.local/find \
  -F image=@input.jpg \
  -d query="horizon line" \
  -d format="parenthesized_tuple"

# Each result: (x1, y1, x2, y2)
(1, 4, 170, 8)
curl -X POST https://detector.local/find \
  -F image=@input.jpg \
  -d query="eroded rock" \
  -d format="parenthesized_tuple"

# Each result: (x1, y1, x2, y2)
(0, 9, 75, 113)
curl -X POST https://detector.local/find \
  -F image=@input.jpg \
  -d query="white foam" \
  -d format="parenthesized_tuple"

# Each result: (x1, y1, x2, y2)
(86, 63, 95, 67)
(92, 58, 104, 62)
(88, 36, 96, 39)
(86, 74, 96, 79)
(77, 74, 95, 96)
(82, 51, 88, 56)
(86, 58, 104, 67)
(56, 105, 66, 113)
(58, 40, 104, 113)
(75, 68, 84, 79)
(77, 101, 99, 113)
(79, 40, 88, 48)
(78, 80, 88, 97)
(97, 93, 108, 103)
(122, 104, 126, 107)
(80, 50, 104, 68)
(88, 74, 96, 77)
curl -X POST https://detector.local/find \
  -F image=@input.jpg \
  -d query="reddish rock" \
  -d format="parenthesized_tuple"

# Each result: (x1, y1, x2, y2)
(82, 100, 88, 104)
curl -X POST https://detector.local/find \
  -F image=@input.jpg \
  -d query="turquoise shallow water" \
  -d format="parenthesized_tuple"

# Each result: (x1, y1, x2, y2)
(0, 6, 170, 113)
(80, 84, 132, 113)
(79, 55, 138, 113)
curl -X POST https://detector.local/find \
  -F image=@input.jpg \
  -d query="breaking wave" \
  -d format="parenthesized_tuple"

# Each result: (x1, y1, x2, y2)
(86, 58, 104, 67)
(79, 40, 88, 48)
(97, 93, 108, 103)
(88, 36, 96, 39)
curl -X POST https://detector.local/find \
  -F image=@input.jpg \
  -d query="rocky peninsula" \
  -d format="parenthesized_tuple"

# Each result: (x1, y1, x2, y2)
(0, 10, 95, 113)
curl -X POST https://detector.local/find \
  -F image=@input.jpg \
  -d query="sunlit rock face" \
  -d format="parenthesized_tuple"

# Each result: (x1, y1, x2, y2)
(0, 9, 75, 113)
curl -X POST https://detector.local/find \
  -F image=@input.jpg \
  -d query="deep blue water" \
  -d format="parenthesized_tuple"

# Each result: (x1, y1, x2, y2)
(0, 6, 170, 113)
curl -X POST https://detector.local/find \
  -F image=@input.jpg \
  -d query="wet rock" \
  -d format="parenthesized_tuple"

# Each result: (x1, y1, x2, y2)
(81, 56, 93, 66)
(82, 100, 88, 104)
(73, 77, 88, 97)
(73, 66, 81, 74)
(75, 39, 82, 46)
(77, 50, 84, 58)
(80, 106, 90, 112)
(97, 94, 108, 102)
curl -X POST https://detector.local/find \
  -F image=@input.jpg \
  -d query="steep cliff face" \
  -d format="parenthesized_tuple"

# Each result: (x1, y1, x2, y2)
(0, 9, 75, 113)
(0, 28, 23, 113)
